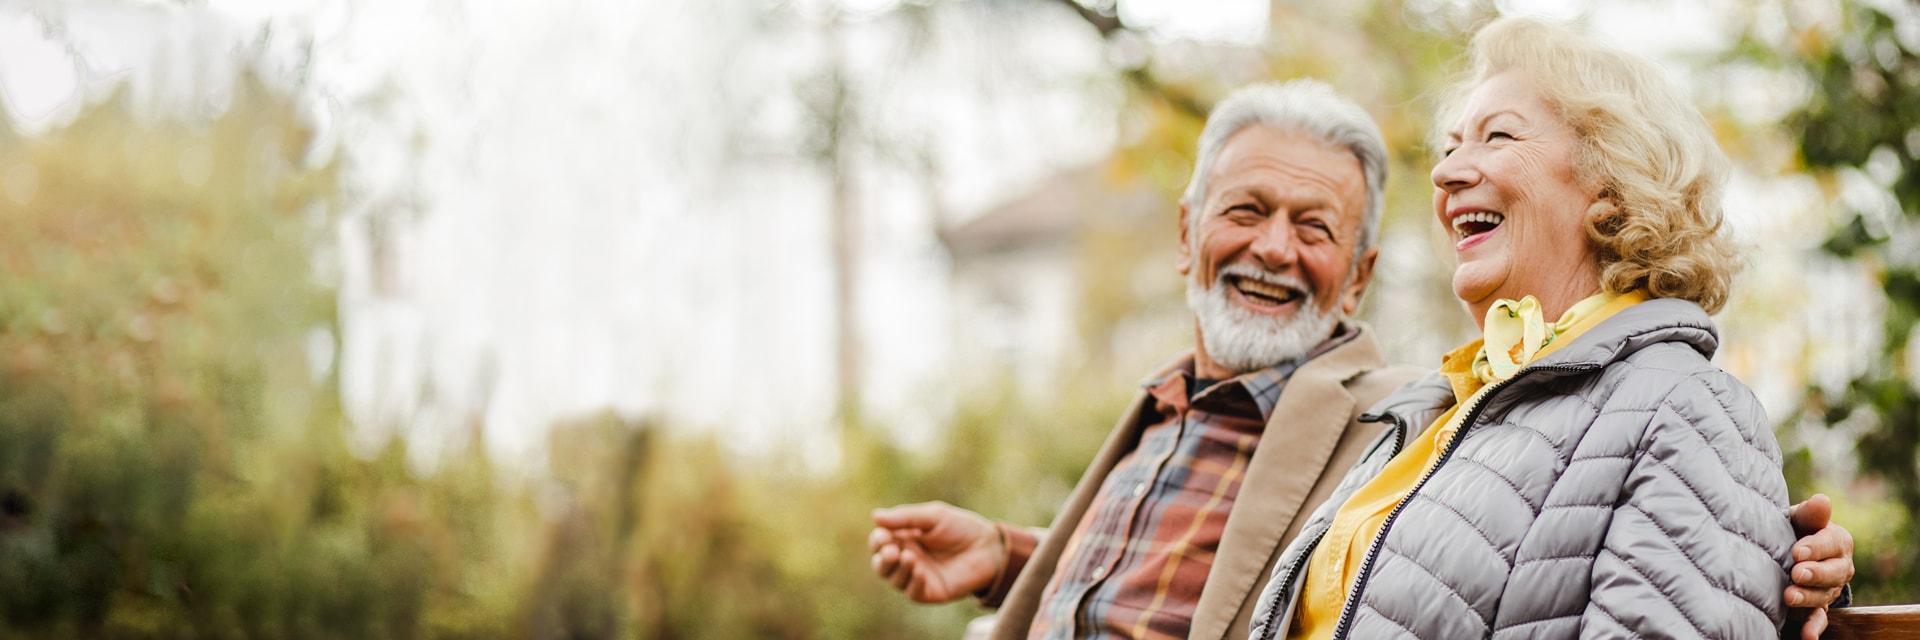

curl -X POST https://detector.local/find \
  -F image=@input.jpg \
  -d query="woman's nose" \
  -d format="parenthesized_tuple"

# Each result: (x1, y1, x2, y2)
(1430, 148, 1481, 192)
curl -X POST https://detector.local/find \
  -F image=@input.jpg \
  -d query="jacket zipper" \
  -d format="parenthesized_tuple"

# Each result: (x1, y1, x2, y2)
(1327, 363, 1594, 640)
(1250, 527, 1330, 640)
(1249, 412, 1409, 640)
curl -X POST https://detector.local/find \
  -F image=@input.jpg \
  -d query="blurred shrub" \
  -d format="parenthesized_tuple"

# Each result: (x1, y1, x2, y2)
(526, 371, 1129, 639)
(0, 66, 1130, 638)
(0, 75, 508, 639)
(1731, 0, 1920, 603)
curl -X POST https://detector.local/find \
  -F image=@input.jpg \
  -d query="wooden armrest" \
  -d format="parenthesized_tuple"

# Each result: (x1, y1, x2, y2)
(1824, 604, 1920, 639)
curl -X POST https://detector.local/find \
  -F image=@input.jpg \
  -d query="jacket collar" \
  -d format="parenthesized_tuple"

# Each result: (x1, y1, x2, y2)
(1143, 321, 1362, 420)
(1365, 296, 1721, 426)
(1526, 297, 1719, 369)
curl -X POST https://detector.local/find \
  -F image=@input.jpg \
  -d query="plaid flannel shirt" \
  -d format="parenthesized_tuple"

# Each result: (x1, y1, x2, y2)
(1021, 328, 1351, 639)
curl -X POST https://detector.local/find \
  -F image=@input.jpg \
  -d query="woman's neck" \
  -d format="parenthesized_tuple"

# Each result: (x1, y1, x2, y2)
(1468, 278, 1604, 331)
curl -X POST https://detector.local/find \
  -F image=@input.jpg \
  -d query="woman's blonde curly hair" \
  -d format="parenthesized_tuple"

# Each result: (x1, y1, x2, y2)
(1434, 16, 1741, 314)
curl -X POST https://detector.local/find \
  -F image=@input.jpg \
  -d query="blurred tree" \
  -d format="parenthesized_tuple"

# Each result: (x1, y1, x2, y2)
(32, 2, 1915, 639)
(0, 66, 526, 638)
(1732, 0, 1920, 603)
(0, 72, 316, 635)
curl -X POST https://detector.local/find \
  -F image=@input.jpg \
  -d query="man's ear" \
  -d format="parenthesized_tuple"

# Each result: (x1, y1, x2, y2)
(1341, 246, 1379, 316)
(1177, 202, 1193, 277)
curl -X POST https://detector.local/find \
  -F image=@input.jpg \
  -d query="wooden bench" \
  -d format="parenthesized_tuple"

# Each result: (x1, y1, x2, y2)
(1825, 605, 1920, 639)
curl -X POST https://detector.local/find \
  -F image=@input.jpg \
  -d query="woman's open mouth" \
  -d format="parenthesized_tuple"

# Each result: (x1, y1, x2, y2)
(1452, 210, 1505, 242)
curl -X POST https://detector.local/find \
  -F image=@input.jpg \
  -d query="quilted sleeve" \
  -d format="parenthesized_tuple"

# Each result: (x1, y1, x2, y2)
(1580, 370, 1796, 639)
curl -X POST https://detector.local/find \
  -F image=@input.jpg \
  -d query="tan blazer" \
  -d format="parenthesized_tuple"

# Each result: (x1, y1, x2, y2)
(988, 324, 1422, 640)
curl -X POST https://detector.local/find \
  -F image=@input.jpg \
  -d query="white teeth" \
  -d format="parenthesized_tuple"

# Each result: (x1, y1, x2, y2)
(1452, 211, 1506, 237)
(1234, 277, 1299, 304)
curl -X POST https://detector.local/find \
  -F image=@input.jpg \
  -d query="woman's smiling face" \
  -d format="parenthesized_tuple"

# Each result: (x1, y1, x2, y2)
(1431, 70, 1605, 326)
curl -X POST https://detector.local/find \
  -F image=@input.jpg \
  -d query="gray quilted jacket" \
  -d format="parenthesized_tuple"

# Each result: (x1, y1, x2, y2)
(1247, 298, 1795, 639)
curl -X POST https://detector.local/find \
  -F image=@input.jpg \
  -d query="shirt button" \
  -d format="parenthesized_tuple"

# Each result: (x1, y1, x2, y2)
(1092, 565, 1108, 580)
(1132, 482, 1147, 497)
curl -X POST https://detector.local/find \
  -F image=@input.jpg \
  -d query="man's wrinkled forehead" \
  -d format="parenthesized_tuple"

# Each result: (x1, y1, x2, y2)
(1204, 126, 1364, 209)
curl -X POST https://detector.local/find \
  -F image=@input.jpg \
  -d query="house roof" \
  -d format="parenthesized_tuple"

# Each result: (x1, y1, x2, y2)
(938, 164, 1165, 258)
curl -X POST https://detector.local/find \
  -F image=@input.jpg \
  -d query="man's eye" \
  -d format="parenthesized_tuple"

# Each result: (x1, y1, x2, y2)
(1441, 147, 1457, 158)
(1488, 131, 1513, 141)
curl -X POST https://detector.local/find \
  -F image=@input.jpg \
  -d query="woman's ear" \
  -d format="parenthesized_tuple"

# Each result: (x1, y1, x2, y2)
(1585, 192, 1619, 230)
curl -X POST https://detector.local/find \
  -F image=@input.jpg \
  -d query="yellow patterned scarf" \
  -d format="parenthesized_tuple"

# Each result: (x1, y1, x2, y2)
(1441, 291, 1648, 404)
(1473, 295, 1573, 383)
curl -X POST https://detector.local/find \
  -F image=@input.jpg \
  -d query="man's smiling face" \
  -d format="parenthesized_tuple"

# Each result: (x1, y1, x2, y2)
(1179, 124, 1375, 376)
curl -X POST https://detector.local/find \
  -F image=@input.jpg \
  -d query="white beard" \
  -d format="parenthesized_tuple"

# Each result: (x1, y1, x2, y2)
(1187, 263, 1342, 375)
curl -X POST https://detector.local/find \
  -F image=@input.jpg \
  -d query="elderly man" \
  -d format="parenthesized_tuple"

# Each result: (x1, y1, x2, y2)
(869, 80, 1853, 640)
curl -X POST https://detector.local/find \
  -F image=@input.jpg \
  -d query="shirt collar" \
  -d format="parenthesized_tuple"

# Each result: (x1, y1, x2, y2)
(1143, 320, 1358, 421)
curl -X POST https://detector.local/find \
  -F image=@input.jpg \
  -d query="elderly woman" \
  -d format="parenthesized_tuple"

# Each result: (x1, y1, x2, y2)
(1248, 17, 1809, 639)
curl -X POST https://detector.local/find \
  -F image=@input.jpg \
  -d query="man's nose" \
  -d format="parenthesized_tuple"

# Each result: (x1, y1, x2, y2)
(1248, 218, 1297, 271)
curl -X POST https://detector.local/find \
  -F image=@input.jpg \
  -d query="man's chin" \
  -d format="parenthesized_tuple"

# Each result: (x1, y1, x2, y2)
(1190, 277, 1343, 374)
(1193, 309, 1338, 374)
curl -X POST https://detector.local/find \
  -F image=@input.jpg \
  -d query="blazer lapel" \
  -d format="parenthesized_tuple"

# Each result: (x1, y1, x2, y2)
(988, 355, 1186, 640)
(1186, 330, 1383, 640)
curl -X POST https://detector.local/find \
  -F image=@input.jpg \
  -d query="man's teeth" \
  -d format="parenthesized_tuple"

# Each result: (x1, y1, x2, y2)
(1234, 278, 1299, 304)
(1452, 211, 1505, 237)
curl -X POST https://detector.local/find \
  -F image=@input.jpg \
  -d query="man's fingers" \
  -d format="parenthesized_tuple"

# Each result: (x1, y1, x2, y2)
(872, 542, 901, 579)
(1792, 522, 1855, 565)
(872, 502, 999, 604)
(1785, 584, 1843, 609)
(1798, 605, 1828, 640)
(1788, 494, 1833, 536)
(902, 547, 932, 602)
(889, 547, 916, 592)
(873, 502, 956, 530)
(1792, 557, 1856, 592)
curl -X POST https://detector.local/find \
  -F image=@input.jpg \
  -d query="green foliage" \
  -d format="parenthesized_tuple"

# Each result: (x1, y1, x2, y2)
(0, 77, 521, 639)
(1739, 0, 1920, 604)
(1824, 488, 1919, 604)
(519, 377, 1126, 640)
(0, 17, 1172, 640)
(9, 0, 1919, 636)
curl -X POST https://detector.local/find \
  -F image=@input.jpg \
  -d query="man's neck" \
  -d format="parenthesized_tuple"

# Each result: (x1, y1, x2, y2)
(1191, 349, 1239, 381)
(1191, 322, 1346, 380)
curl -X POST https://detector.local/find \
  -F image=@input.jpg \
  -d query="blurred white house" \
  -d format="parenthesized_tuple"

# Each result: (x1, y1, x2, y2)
(938, 164, 1189, 394)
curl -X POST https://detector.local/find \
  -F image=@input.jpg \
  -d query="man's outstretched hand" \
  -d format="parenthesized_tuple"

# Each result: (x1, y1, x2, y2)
(869, 501, 1005, 603)
(1784, 493, 1856, 640)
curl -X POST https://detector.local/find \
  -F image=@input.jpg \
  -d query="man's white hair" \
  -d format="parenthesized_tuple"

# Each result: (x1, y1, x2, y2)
(1181, 79, 1388, 261)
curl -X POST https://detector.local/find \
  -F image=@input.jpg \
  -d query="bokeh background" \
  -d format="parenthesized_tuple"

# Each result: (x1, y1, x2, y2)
(0, 0, 1915, 637)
